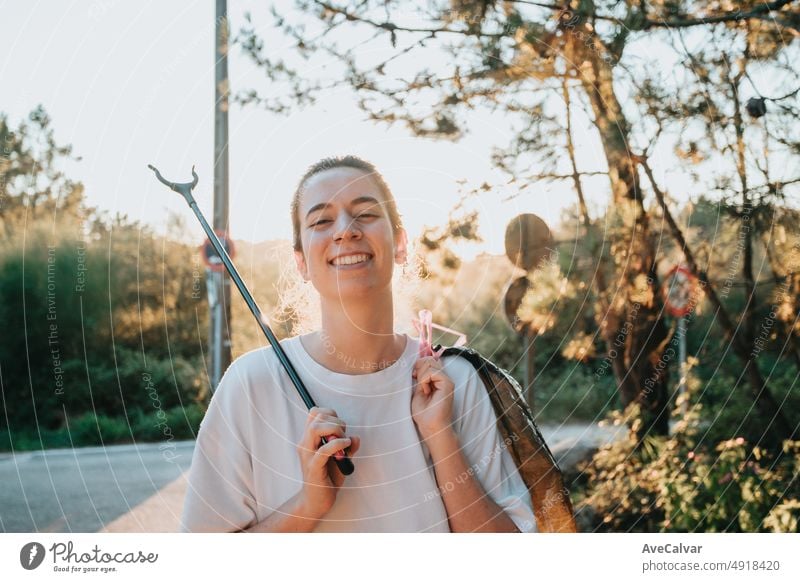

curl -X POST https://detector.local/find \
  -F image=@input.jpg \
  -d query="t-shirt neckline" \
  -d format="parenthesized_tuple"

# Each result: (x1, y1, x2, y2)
(284, 332, 420, 395)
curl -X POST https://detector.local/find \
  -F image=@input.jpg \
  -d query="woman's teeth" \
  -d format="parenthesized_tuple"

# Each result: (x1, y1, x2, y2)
(331, 254, 370, 266)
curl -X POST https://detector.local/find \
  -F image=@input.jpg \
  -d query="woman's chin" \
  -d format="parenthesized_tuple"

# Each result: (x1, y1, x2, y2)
(319, 277, 391, 299)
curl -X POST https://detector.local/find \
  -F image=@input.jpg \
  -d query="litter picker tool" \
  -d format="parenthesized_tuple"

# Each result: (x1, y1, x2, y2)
(148, 164, 355, 475)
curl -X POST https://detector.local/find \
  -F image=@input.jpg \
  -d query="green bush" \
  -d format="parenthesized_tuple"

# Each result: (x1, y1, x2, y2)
(0, 403, 206, 452)
(0, 426, 74, 452)
(577, 387, 800, 532)
(130, 403, 205, 442)
(699, 364, 800, 445)
(534, 363, 618, 423)
(68, 412, 133, 446)
(0, 216, 208, 439)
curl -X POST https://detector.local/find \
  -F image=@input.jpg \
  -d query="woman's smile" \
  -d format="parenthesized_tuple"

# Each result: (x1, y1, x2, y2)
(329, 252, 373, 269)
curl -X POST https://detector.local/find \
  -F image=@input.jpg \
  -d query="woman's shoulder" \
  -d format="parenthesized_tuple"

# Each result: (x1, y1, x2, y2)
(215, 338, 299, 397)
(230, 339, 295, 372)
(439, 349, 482, 384)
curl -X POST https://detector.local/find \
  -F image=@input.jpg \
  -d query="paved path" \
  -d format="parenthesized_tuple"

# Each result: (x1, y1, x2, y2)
(0, 441, 193, 533)
(0, 423, 625, 532)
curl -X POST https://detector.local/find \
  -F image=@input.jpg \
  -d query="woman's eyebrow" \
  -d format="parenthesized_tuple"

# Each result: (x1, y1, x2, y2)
(350, 195, 382, 210)
(305, 196, 381, 219)
(305, 203, 328, 219)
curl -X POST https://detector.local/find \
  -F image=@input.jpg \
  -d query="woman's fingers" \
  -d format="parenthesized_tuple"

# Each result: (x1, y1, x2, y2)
(327, 435, 360, 488)
(318, 414, 346, 432)
(413, 358, 439, 395)
(296, 409, 356, 513)
(412, 357, 435, 378)
(329, 433, 360, 462)
(299, 420, 346, 453)
(333, 434, 359, 460)
(300, 406, 357, 473)
(312, 436, 352, 468)
(315, 419, 346, 437)
(412, 359, 428, 383)
(305, 408, 347, 434)
(306, 407, 338, 425)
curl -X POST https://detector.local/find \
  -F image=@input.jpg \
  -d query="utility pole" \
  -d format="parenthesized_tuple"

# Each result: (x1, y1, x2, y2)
(523, 331, 536, 411)
(662, 265, 699, 426)
(211, 0, 232, 390)
(503, 213, 554, 412)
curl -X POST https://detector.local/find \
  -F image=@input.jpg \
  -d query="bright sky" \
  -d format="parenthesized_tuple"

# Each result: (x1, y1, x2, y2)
(3, 1, 789, 259)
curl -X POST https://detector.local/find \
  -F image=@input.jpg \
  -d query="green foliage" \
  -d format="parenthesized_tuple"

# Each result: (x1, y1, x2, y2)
(0, 402, 205, 451)
(578, 386, 800, 532)
(534, 364, 618, 423)
(129, 403, 205, 442)
(0, 107, 210, 452)
(0, 224, 208, 434)
(0, 107, 86, 239)
(68, 411, 133, 445)
(698, 364, 800, 444)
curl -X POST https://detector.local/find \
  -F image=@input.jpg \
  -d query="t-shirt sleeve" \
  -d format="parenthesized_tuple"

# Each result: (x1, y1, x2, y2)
(179, 360, 258, 532)
(447, 357, 537, 533)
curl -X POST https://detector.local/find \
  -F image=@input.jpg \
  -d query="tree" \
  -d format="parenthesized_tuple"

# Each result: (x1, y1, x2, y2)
(0, 107, 209, 447)
(631, 19, 800, 446)
(236, 0, 799, 442)
(1, 105, 86, 238)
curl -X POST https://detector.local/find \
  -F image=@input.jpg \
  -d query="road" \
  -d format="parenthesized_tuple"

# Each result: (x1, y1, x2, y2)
(0, 423, 625, 532)
(0, 440, 194, 533)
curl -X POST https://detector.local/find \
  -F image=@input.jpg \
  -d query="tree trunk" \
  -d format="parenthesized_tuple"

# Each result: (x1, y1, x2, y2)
(566, 36, 671, 438)
(639, 158, 794, 446)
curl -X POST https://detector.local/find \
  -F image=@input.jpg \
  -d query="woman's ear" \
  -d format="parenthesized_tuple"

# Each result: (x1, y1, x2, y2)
(294, 249, 309, 281)
(395, 228, 408, 264)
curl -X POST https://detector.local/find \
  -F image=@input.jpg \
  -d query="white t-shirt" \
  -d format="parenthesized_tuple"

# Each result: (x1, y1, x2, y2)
(179, 332, 536, 532)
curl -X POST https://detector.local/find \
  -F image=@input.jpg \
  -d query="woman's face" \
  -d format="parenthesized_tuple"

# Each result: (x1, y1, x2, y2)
(294, 167, 407, 300)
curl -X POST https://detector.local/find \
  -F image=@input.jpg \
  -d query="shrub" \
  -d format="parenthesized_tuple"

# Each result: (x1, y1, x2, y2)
(577, 384, 800, 532)
(68, 412, 133, 446)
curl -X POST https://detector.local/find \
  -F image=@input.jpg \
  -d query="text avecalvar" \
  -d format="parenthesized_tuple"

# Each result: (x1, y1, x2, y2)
(642, 544, 702, 554)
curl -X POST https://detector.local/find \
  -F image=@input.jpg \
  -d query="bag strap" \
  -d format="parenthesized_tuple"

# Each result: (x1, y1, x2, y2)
(439, 345, 578, 533)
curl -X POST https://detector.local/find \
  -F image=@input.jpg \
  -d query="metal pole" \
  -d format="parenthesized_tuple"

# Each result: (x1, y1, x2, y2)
(677, 314, 688, 416)
(214, 270, 225, 387)
(213, 0, 232, 390)
(524, 332, 535, 412)
(205, 268, 218, 388)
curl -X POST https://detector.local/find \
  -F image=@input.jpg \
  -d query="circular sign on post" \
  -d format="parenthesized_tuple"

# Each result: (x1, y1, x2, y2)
(662, 265, 699, 317)
(503, 276, 532, 334)
(201, 230, 236, 272)
(505, 213, 553, 272)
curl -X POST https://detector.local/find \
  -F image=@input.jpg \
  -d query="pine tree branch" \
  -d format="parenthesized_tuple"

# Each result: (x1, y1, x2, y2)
(643, 0, 797, 31)
(509, 0, 798, 32)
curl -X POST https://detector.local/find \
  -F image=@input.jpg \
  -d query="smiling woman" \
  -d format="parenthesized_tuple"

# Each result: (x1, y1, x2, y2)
(179, 155, 536, 533)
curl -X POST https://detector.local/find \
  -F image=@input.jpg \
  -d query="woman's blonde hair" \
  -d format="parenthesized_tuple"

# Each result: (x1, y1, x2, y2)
(275, 155, 423, 335)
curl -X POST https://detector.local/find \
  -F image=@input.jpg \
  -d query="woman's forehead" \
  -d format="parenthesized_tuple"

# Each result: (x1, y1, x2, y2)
(300, 167, 386, 211)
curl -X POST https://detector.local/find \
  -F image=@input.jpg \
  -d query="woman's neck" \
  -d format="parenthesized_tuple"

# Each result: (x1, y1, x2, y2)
(308, 293, 406, 374)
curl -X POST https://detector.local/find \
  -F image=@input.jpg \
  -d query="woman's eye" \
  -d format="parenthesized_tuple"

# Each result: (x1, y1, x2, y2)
(309, 213, 376, 228)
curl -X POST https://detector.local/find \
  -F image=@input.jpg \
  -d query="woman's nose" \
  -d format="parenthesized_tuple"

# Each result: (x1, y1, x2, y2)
(333, 213, 362, 241)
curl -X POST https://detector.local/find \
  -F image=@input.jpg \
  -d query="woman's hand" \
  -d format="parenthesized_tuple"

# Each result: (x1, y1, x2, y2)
(296, 407, 360, 520)
(410, 356, 455, 443)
